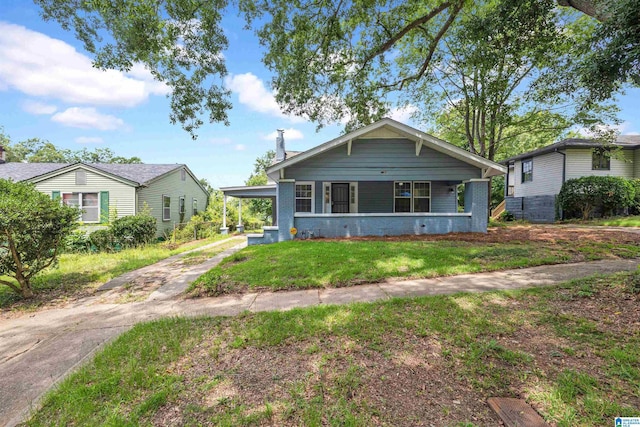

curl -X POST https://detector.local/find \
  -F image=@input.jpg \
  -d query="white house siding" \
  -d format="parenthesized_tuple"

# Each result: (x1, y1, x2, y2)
(136, 167, 209, 237)
(513, 151, 565, 198)
(34, 169, 136, 217)
(565, 148, 635, 181)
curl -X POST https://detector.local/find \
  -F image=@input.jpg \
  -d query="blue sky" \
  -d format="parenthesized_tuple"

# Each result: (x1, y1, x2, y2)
(0, 1, 638, 189)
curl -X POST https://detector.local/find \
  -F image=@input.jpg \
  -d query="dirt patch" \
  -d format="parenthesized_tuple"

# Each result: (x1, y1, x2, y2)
(339, 224, 640, 245)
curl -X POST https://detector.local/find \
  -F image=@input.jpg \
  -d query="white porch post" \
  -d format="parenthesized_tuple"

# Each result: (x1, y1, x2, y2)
(220, 194, 229, 235)
(237, 199, 244, 233)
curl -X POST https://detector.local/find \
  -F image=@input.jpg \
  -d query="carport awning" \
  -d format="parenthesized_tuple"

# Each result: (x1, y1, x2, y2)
(220, 185, 276, 198)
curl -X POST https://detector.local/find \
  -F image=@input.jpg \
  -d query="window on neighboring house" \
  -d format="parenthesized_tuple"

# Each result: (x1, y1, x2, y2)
(394, 181, 431, 213)
(62, 192, 99, 222)
(592, 148, 611, 170)
(295, 182, 313, 213)
(162, 195, 171, 221)
(181, 169, 186, 181)
(179, 196, 185, 214)
(75, 170, 86, 185)
(192, 199, 198, 216)
(521, 159, 533, 182)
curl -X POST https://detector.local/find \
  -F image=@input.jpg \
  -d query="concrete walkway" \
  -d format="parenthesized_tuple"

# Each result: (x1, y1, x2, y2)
(0, 252, 638, 426)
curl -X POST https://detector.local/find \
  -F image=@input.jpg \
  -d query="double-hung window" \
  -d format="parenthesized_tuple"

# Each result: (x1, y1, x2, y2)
(63, 192, 99, 222)
(162, 195, 171, 221)
(193, 199, 198, 216)
(295, 182, 314, 213)
(521, 159, 533, 183)
(394, 181, 431, 213)
(592, 148, 611, 170)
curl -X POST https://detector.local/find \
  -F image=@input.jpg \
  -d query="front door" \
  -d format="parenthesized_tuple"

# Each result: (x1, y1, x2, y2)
(331, 183, 350, 213)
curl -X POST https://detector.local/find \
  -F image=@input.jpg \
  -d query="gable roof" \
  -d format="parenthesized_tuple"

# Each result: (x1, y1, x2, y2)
(0, 162, 185, 186)
(502, 136, 640, 164)
(266, 118, 506, 178)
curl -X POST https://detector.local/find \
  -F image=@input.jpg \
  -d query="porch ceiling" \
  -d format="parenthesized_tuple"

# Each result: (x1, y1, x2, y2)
(220, 184, 276, 198)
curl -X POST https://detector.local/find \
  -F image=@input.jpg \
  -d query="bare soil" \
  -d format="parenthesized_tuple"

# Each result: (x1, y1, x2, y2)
(344, 224, 640, 245)
(146, 275, 640, 426)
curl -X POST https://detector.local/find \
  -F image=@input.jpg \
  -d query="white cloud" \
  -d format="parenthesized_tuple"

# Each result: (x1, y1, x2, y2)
(234, 144, 246, 151)
(262, 128, 304, 141)
(388, 105, 418, 123)
(51, 107, 125, 130)
(574, 121, 639, 137)
(75, 136, 104, 144)
(0, 22, 169, 108)
(22, 100, 57, 115)
(224, 73, 305, 123)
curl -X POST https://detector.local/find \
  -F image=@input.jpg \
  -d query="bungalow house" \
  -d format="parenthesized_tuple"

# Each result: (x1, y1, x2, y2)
(502, 136, 640, 222)
(221, 118, 506, 245)
(0, 157, 209, 237)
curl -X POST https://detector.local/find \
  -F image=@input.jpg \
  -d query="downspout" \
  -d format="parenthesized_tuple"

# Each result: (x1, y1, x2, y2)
(555, 149, 566, 220)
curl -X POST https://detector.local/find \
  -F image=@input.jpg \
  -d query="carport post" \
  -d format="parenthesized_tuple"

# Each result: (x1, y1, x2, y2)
(237, 199, 244, 233)
(220, 194, 229, 235)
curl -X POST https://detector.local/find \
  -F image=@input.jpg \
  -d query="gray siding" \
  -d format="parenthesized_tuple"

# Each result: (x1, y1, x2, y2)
(286, 139, 481, 181)
(136, 167, 209, 237)
(514, 151, 564, 198)
(359, 181, 393, 213)
(565, 148, 634, 180)
(431, 182, 457, 213)
(34, 167, 136, 218)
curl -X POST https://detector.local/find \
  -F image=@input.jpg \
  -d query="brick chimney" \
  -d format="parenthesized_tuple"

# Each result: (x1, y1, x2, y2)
(275, 129, 285, 162)
(0, 146, 5, 164)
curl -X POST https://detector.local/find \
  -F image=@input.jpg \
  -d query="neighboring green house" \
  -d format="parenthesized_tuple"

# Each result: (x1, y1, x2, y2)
(0, 161, 209, 237)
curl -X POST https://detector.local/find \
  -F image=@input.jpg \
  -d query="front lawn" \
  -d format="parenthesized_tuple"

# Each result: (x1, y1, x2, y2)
(190, 228, 640, 296)
(0, 235, 236, 311)
(28, 271, 640, 426)
(560, 215, 640, 227)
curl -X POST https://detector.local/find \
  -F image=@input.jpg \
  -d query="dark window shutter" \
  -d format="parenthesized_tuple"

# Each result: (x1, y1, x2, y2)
(52, 191, 60, 200)
(100, 191, 109, 223)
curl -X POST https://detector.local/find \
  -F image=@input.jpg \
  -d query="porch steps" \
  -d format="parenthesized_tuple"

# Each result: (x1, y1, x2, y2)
(247, 226, 279, 245)
(491, 199, 506, 220)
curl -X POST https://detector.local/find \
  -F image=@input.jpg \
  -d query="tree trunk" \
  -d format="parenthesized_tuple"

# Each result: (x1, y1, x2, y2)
(19, 280, 34, 298)
(556, 0, 610, 21)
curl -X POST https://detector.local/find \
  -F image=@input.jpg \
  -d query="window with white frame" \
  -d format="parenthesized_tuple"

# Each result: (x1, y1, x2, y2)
(63, 192, 99, 222)
(162, 195, 171, 221)
(394, 181, 431, 213)
(394, 182, 412, 212)
(413, 181, 431, 212)
(295, 182, 314, 213)
(521, 159, 533, 182)
(193, 198, 198, 215)
(179, 196, 185, 214)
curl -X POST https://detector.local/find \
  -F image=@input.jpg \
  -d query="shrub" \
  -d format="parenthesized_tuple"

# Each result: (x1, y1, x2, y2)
(630, 179, 640, 215)
(89, 229, 115, 252)
(500, 210, 516, 221)
(173, 215, 216, 242)
(0, 179, 79, 298)
(110, 214, 156, 248)
(64, 231, 91, 253)
(558, 176, 635, 220)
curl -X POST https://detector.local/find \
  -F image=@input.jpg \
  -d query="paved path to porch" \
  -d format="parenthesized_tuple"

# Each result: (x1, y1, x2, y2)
(0, 247, 638, 426)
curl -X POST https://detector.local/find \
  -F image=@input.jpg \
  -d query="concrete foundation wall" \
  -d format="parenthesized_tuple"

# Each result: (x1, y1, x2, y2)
(505, 195, 556, 223)
(294, 214, 472, 238)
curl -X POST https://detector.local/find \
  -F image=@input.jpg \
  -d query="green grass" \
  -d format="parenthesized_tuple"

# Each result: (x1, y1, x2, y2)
(189, 238, 640, 295)
(27, 271, 640, 426)
(0, 235, 236, 309)
(562, 215, 640, 227)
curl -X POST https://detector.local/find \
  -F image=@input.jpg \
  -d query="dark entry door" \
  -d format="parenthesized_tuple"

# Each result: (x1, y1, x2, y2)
(331, 183, 350, 213)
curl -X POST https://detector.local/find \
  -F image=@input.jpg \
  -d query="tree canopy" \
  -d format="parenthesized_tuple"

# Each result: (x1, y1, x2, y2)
(33, 0, 638, 140)
(1, 130, 142, 163)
